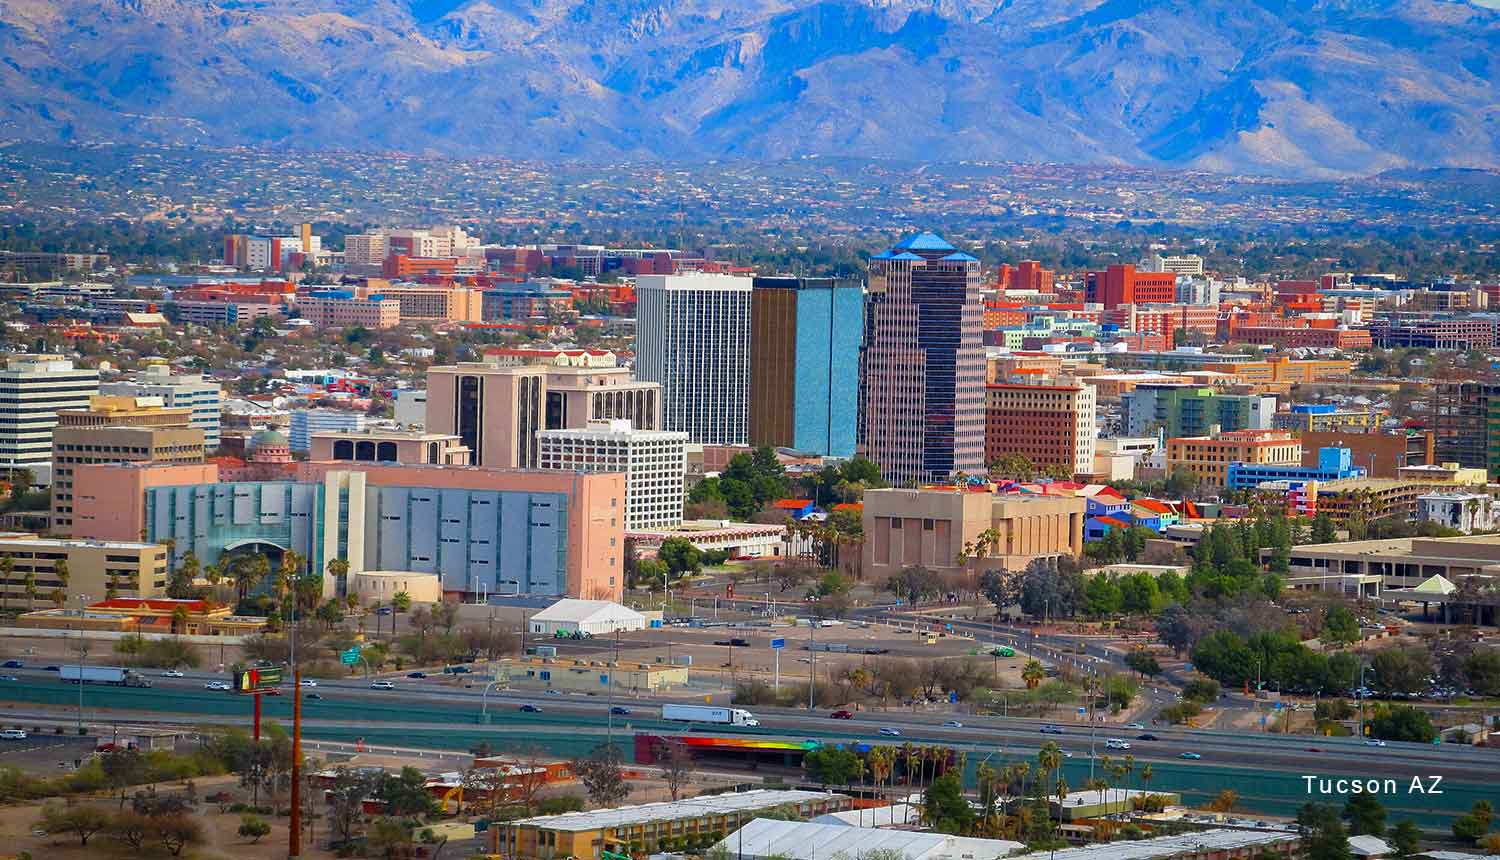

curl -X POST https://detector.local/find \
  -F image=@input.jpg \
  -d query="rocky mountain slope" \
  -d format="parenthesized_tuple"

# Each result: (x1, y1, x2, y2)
(1, 0, 1497, 176)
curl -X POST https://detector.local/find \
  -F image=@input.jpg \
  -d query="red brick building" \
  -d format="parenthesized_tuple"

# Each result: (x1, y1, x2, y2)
(1085, 264, 1177, 309)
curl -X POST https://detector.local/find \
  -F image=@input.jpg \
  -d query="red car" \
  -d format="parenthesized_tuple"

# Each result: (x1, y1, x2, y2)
(830, 710, 854, 719)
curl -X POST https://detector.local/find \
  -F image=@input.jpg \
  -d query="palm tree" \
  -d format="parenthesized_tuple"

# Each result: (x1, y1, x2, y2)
(277, 550, 305, 625)
(326, 557, 349, 585)
(170, 605, 191, 637)
(1022, 659, 1045, 690)
(52, 558, 69, 589)
(1037, 741, 1061, 802)
(0, 553, 12, 607)
(1121, 755, 1135, 816)
(391, 591, 412, 613)
(23, 571, 36, 613)
(49, 588, 65, 609)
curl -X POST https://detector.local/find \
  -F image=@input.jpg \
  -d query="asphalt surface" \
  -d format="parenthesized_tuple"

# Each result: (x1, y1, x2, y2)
(3, 665, 1494, 783)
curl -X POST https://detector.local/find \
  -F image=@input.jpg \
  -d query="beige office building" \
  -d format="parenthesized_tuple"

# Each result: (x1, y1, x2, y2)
(363, 281, 483, 322)
(862, 488, 1085, 578)
(50, 396, 206, 535)
(426, 355, 661, 469)
(309, 428, 470, 466)
(0, 533, 168, 609)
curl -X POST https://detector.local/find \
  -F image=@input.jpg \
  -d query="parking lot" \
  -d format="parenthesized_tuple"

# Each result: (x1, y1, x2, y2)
(0, 733, 99, 774)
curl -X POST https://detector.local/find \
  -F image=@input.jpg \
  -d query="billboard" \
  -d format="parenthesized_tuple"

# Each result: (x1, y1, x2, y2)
(236, 666, 283, 693)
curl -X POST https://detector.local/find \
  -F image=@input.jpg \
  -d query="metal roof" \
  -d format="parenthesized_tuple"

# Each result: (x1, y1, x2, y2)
(719, 819, 1024, 860)
(893, 232, 957, 252)
(513, 789, 833, 832)
(528, 598, 645, 624)
(1009, 828, 1296, 860)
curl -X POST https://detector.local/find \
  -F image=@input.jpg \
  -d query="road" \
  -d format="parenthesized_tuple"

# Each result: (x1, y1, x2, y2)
(4, 666, 1493, 781)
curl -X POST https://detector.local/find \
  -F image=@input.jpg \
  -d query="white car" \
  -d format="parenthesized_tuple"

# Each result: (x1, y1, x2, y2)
(1105, 738, 1132, 750)
(1124, 722, 1145, 730)
(369, 681, 395, 690)
(1365, 739, 1387, 747)
(878, 727, 901, 737)
(0, 729, 27, 740)
(300, 679, 318, 687)
(160, 669, 185, 678)
(943, 720, 963, 728)
(204, 681, 231, 691)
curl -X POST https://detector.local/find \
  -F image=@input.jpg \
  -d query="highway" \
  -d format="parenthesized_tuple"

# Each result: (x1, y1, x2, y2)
(3, 665, 1493, 781)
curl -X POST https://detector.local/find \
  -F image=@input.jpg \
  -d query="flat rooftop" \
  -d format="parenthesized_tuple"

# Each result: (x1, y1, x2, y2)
(511, 789, 834, 832)
(1009, 828, 1296, 860)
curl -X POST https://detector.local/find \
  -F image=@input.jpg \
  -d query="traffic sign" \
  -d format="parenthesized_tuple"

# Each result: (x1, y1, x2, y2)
(770, 638, 785, 650)
(340, 647, 361, 666)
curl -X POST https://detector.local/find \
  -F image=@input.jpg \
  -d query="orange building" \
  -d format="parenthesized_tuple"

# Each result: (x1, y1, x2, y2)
(1085, 264, 1177, 309)
(1166, 429, 1302, 487)
(383, 256, 458, 279)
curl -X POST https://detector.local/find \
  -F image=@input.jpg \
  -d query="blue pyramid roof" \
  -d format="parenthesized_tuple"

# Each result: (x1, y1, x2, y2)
(893, 232, 957, 252)
(941, 251, 978, 262)
(870, 250, 898, 261)
(888, 251, 924, 262)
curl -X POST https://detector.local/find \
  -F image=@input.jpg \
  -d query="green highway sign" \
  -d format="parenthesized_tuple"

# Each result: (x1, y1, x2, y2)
(340, 647, 361, 665)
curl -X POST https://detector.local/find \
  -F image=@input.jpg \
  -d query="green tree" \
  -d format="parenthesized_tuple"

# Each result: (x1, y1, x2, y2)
(1117, 571, 1160, 614)
(1453, 800, 1493, 844)
(1311, 514, 1338, 544)
(39, 802, 110, 847)
(1124, 651, 1162, 679)
(1462, 647, 1500, 696)
(1084, 574, 1123, 618)
(1367, 705, 1437, 743)
(1298, 803, 1353, 860)
(390, 591, 412, 613)
(923, 771, 975, 835)
(1390, 821, 1422, 857)
(237, 814, 271, 843)
(1344, 794, 1387, 837)
(803, 748, 865, 787)
(657, 538, 703, 578)
(1321, 604, 1361, 646)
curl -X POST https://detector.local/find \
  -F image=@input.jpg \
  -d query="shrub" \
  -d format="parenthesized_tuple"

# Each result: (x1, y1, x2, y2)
(238, 814, 272, 843)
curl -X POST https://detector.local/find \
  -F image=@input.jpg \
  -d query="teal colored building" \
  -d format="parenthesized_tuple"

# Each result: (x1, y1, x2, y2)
(749, 276, 863, 457)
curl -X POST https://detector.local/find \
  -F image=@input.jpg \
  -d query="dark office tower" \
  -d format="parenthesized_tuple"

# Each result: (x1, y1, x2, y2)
(749, 277, 864, 457)
(1430, 381, 1500, 477)
(858, 232, 986, 484)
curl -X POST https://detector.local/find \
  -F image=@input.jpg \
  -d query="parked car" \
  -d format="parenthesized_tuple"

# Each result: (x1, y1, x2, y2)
(520, 704, 543, 713)
(369, 681, 395, 690)
(829, 710, 854, 720)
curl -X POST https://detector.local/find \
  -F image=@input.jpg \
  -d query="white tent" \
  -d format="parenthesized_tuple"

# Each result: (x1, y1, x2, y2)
(529, 599, 646, 636)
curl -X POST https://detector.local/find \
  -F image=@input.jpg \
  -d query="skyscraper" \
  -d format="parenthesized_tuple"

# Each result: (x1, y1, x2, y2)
(859, 233, 985, 484)
(635, 273, 752, 446)
(0, 356, 99, 480)
(749, 276, 863, 457)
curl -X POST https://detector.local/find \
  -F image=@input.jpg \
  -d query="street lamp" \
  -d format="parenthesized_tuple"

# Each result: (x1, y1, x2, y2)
(74, 593, 90, 736)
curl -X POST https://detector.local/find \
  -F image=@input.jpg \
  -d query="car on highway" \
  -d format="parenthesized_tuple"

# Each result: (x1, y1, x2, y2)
(943, 720, 964, 728)
(1105, 738, 1131, 750)
(41, 666, 59, 672)
(609, 706, 632, 715)
(545, 688, 562, 695)
(1, 729, 28, 740)
(520, 704, 543, 713)
(307, 692, 323, 700)
(1136, 733, 1160, 741)
(369, 681, 395, 690)
(300, 679, 318, 687)
(878, 727, 901, 737)
(1180, 752, 1202, 760)
(1039, 725, 1065, 734)
(2, 660, 23, 669)
(1365, 739, 1387, 747)
(204, 681, 231, 691)
(830, 710, 854, 719)
(0, 675, 17, 682)
(376, 607, 393, 615)
(1305, 746, 1323, 753)
(160, 669, 185, 678)
(407, 672, 428, 679)
(1124, 722, 1146, 730)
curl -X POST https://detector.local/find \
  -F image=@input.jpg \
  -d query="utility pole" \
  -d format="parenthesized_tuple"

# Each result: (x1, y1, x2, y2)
(807, 619, 816, 710)
(288, 569, 303, 860)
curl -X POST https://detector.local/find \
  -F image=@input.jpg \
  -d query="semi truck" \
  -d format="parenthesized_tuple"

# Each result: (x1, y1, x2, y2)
(60, 666, 152, 688)
(661, 704, 759, 726)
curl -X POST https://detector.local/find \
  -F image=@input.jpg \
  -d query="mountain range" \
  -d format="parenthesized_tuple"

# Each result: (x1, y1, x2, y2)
(1, 0, 1498, 177)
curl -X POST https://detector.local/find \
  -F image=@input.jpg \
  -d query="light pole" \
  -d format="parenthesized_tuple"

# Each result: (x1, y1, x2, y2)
(74, 593, 89, 736)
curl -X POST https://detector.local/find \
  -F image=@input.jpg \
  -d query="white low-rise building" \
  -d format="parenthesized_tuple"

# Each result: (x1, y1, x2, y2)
(1417, 492, 1500, 534)
(528, 598, 646, 637)
(720, 819, 1025, 860)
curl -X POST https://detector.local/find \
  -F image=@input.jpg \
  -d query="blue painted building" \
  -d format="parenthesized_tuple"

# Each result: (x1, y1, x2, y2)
(749, 276, 863, 457)
(1225, 446, 1365, 490)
